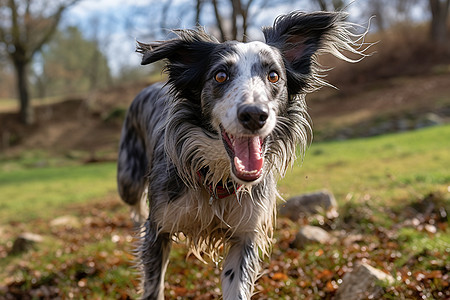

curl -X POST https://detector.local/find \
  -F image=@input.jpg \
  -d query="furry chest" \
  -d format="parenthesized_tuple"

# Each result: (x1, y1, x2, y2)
(154, 190, 261, 238)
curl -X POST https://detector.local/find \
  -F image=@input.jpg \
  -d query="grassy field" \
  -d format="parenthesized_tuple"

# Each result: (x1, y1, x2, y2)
(0, 96, 65, 113)
(0, 162, 118, 223)
(0, 125, 449, 299)
(282, 123, 450, 203)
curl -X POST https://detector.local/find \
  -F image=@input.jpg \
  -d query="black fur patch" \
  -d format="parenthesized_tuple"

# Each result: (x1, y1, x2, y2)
(166, 165, 187, 202)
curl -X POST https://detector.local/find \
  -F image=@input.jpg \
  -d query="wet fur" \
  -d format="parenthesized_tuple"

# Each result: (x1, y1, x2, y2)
(117, 11, 368, 300)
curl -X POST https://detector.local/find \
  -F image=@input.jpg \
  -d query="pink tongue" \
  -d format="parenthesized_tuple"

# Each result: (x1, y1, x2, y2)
(233, 136, 264, 181)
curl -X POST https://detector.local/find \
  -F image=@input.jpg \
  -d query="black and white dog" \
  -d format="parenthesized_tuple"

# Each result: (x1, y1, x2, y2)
(118, 11, 365, 299)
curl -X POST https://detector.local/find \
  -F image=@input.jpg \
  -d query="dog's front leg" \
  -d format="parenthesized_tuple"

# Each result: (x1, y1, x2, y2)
(221, 236, 261, 300)
(140, 220, 171, 300)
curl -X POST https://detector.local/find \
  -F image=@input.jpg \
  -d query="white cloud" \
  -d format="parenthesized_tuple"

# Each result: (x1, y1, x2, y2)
(68, 0, 149, 15)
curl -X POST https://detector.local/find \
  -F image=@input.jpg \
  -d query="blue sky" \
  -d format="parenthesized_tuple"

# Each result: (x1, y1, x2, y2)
(63, 0, 324, 75)
(64, 1, 152, 75)
(62, 0, 428, 76)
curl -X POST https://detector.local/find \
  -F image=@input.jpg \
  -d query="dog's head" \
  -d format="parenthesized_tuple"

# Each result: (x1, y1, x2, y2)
(138, 11, 363, 185)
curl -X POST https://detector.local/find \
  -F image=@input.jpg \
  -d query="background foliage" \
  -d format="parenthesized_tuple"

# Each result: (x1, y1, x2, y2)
(0, 0, 449, 299)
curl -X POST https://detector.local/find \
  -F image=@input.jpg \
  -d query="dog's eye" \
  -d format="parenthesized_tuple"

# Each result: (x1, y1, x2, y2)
(268, 71, 279, 83)
(215, 71, 228, 83)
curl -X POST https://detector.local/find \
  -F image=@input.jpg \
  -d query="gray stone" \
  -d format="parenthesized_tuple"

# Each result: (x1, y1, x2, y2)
(50, 215, 81, 228)
(335, 263, 395, 300)
(415, 113, 443, 129)
(9, 232, 44, 255)
(279, 190, 338, 221)
(0, 226, 6, 239)
(290, 225, 333, 249)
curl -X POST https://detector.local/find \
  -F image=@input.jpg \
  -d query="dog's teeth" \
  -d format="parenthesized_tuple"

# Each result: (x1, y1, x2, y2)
(234, 157, 244, 171)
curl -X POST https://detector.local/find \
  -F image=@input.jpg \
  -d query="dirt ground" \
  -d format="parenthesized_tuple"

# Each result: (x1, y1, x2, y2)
(1, 71, 449, 158)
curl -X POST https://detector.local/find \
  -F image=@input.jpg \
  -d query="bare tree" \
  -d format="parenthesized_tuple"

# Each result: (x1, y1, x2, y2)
(429, 0, 450, 44)
(314, 0, 346, 11)
(357, 0, 425, 32)
(210, 0, 257, 41)
(203, 0, 289, 42)
(211, 0, 228, 41)
(0, 0, 79, 124)
(136, 0, 297, 43)
(361, 0, 389, 32)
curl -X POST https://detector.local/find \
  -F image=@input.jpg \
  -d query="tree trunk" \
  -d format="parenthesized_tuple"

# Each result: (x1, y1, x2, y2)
(373, 0, 386, 32)
(241, 0, 250, 42)
(316, 0, 328, 11)
(15, 61, 34, 125)
(231, 0, 239, 40)
(195, 0, 202, 25)
(332, 0, 345, 11)
(212, 0, 227, 41)
(429, 0, 450, 44)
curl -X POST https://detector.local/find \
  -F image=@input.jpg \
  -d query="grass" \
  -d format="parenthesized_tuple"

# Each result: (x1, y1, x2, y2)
(0, 124, 449, 298)
(0, 98, 17, 112)
(0, 162, 117, 223)
(280, 124, 450, 206)
(0, 96, 64, 113)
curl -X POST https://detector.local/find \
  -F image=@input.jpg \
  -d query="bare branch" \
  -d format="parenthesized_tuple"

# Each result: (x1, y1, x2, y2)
(195, 0, 202, 26)
(160, 0, 174, 36)
(0, 0, 82, 124)
(212, 0, 227, 41)
(29, 0, 79, 58)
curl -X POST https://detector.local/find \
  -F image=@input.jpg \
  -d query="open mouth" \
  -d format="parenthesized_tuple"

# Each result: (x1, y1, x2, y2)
(220, 126, 265, 182)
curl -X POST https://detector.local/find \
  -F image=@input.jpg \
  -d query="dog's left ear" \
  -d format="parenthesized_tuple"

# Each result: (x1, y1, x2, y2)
(263, 11, 344, 94)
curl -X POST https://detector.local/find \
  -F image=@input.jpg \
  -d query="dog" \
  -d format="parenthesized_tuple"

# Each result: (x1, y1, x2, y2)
(117, 10, 366, 299)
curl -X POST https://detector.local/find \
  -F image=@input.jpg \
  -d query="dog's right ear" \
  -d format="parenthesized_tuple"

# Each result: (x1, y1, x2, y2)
(137, 29, 219, 101)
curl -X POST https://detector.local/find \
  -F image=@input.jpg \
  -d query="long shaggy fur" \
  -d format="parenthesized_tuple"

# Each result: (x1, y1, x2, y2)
(118, 10, 368, 300)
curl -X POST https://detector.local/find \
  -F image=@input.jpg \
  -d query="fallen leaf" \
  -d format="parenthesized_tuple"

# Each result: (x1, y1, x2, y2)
(271, 272, 288, 281)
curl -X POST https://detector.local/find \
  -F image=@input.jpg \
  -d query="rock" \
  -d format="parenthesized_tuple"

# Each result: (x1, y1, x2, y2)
(290, 225, 334, 249)
(0, 226, 6, 239)
(9, 232, 44, 255)
(415, 113, 443, 129)
(279, 190, 338, 221)
(342, 233, 364, 246)
(50, 215, 81, 228)
(335, 263, 395, 300)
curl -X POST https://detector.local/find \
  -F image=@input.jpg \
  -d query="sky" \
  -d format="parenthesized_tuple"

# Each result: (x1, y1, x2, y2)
(62, 0, 428, 77)
(63, 0, 322, 76)
(64, 0, 153, 75)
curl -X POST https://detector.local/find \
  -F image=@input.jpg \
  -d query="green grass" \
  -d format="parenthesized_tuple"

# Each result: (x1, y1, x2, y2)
(0, 98, 19, 112)
(0, 96, 65, 112)
(280, 124, 450, 205)
(394, 227, 450, 268)
(0, 162, 117, 223)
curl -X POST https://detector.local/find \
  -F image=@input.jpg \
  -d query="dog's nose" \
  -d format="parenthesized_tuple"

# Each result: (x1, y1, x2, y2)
(237, 104, 269, 131)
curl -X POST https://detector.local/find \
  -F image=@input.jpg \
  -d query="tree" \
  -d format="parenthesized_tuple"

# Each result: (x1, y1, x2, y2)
(193, 0, 258, 42)
(0, 0, 80, 124)
(356, 0, 425, 32)
(35, 26, 111, 98)
(153, 0, 288, 42)
(314, 0, 346, 11)
(429, 0, 450, 44)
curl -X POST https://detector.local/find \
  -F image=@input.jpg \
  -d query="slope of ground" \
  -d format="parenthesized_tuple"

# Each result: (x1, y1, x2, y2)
(1, 69, 449, 159)
(308, 71, 450, 140)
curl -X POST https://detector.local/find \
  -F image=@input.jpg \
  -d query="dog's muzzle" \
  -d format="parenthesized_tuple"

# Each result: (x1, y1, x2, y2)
(220, 103, 270, 183)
